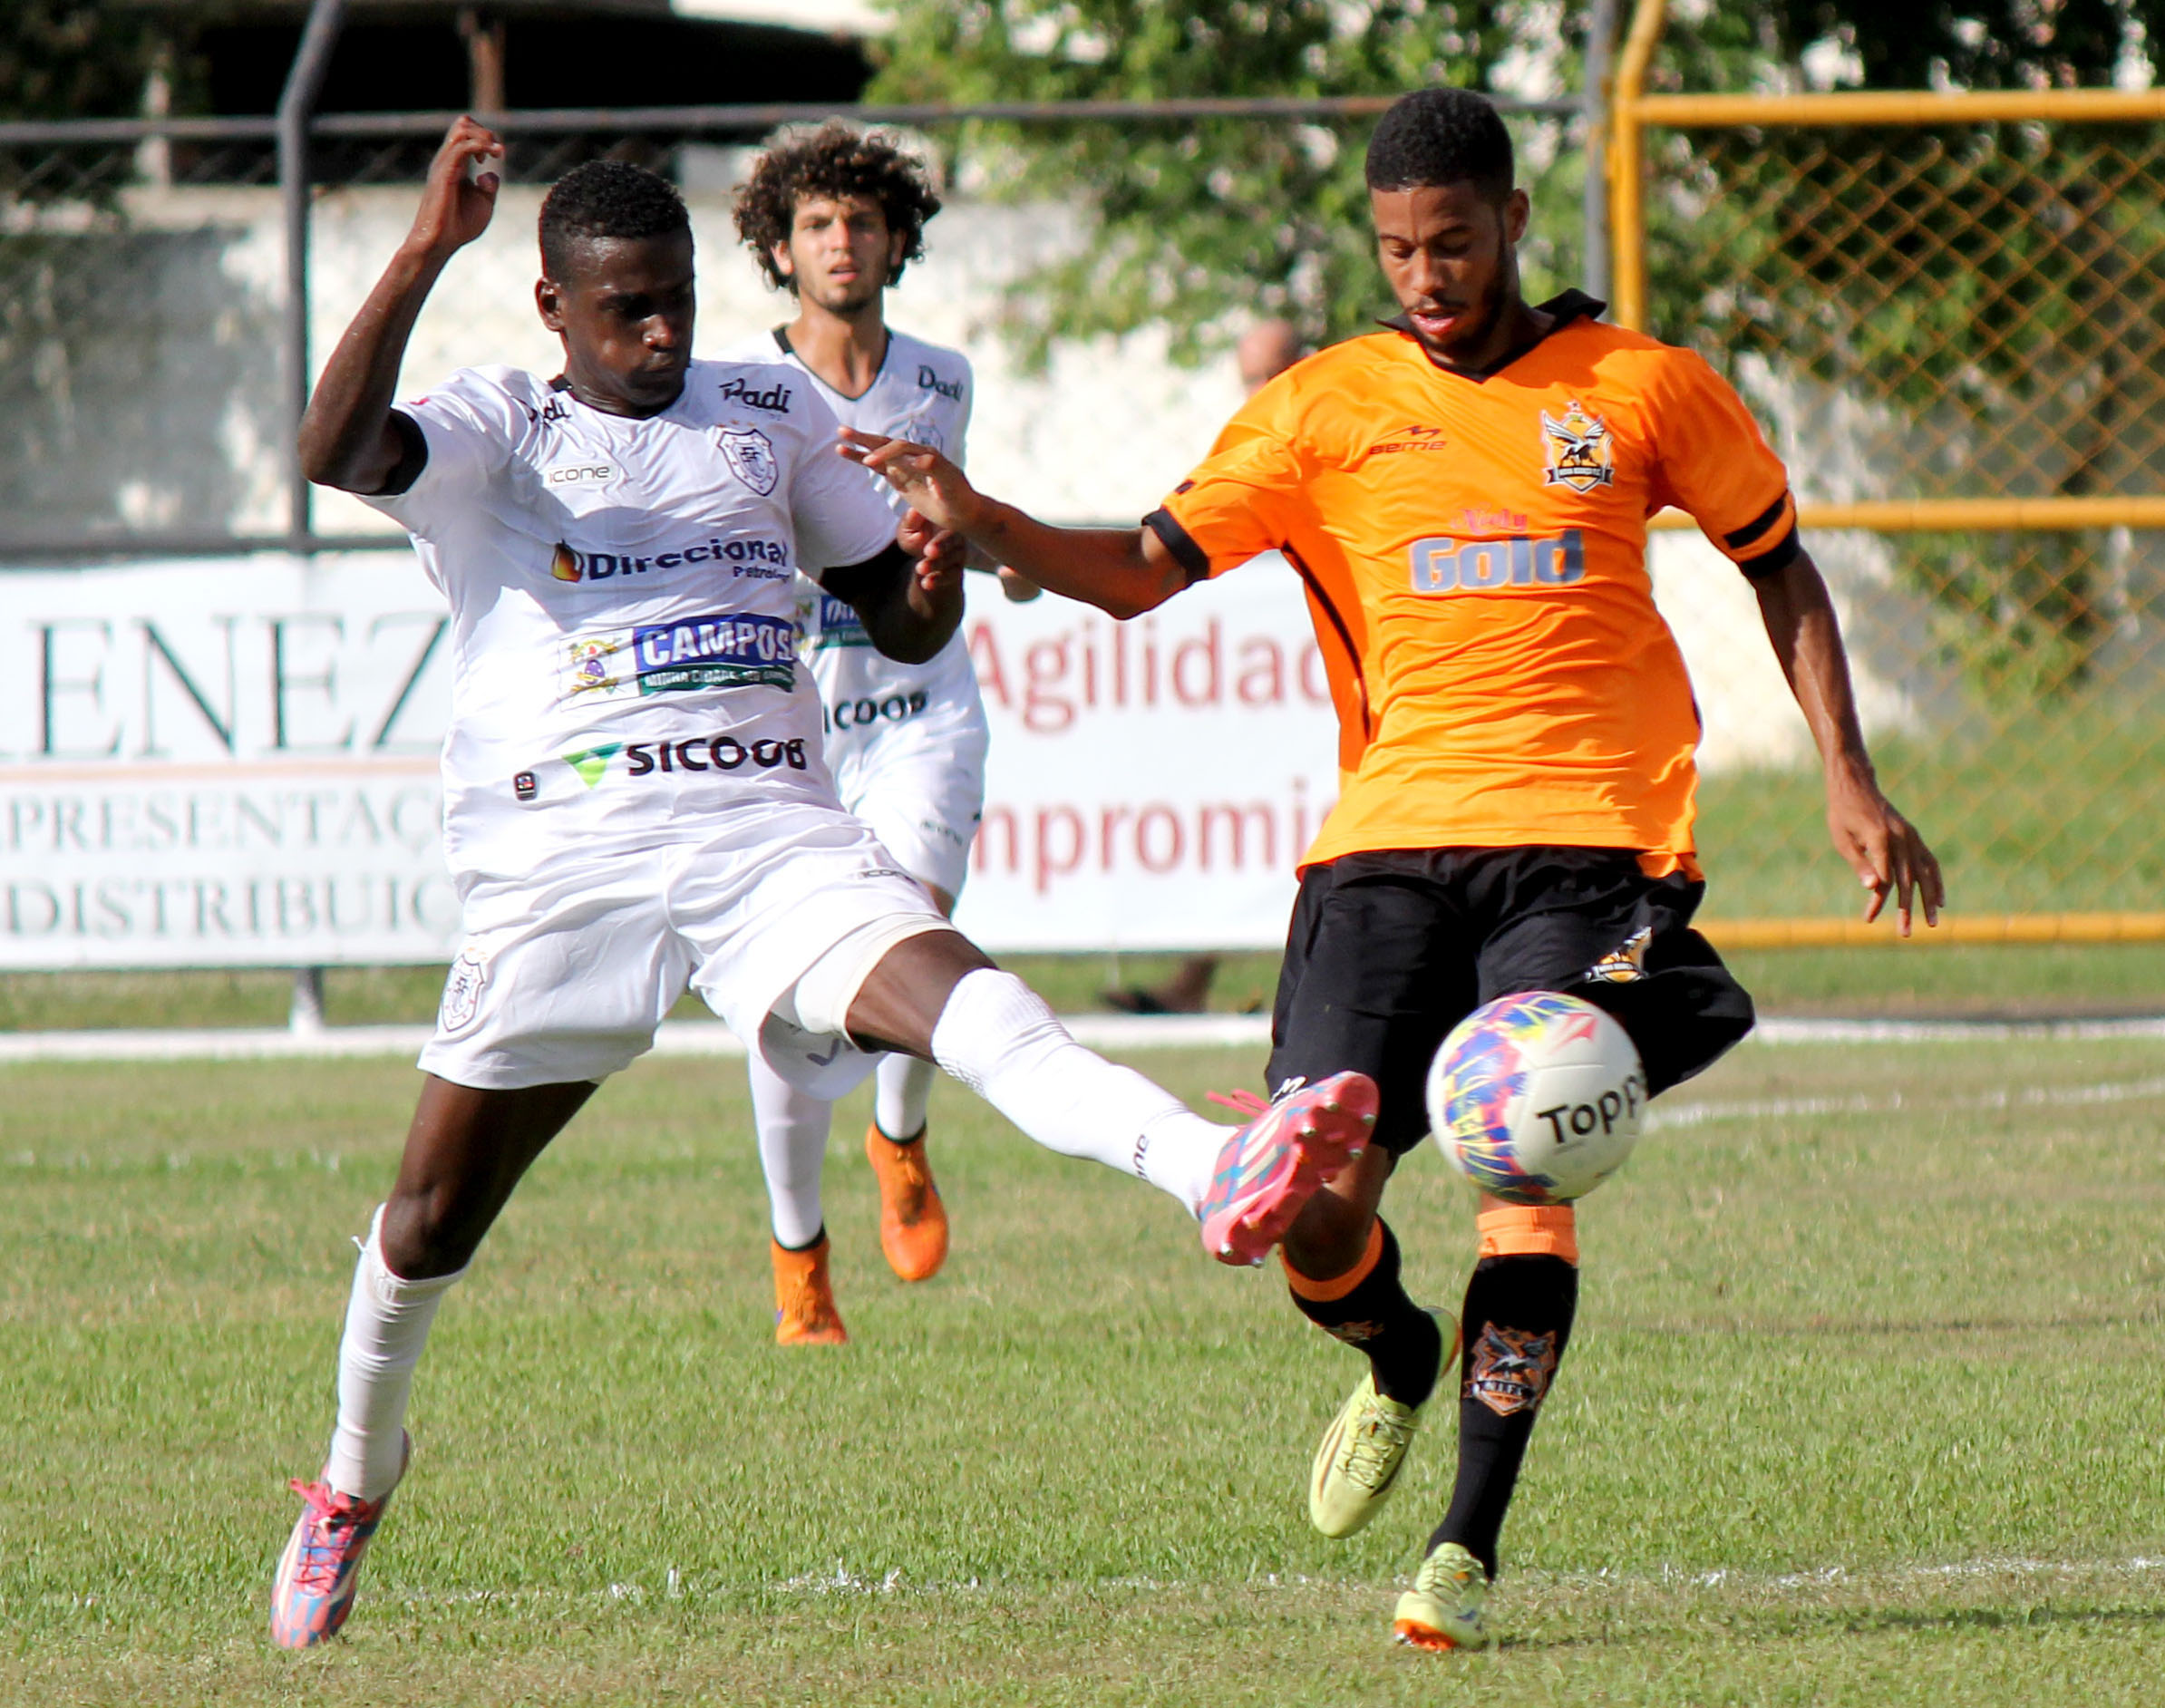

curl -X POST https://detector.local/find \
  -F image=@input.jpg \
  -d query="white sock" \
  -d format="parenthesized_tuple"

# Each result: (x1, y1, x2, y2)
(873, 1053, 936, 1140)
(323, 1207, 465, 1501)
(929, 968, 1223, 1212)
(748, 1051, 832, 1248)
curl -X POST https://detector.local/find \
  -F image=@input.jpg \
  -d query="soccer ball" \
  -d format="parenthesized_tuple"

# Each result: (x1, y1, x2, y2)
(1425, 992, 1646, 1204)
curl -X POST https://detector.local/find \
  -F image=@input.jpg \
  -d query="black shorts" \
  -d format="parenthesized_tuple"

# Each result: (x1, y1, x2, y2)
(1267, 847, 1755, 1156)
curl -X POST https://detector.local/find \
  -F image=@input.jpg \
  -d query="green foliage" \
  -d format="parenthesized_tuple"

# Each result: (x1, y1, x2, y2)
(0, 5, 193, 123)
(869, 1, 1573, 365)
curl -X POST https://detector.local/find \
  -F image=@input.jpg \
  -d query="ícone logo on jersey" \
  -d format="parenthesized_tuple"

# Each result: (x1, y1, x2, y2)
(1539, 399, 1615, 494)
(718, 428, 779, 496)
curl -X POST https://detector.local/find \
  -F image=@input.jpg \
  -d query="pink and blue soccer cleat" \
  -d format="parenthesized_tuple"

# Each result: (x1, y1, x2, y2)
(269, 1436, 408, 1648)
(1199, 1071, 1378, 1266)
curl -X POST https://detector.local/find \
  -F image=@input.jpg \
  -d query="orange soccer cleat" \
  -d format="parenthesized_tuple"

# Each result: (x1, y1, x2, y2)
(864, 1122, 949, 1283)
(772, 1234, 848, 1345)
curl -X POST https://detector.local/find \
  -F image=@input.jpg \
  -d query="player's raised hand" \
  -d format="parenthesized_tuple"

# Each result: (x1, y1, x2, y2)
(839, 427, 981, 535)
(405, 117, 503, 259)
(1826, 772, 1945, 936)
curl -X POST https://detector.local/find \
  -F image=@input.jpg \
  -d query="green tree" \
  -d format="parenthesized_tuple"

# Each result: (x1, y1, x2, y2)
(869, 1, 1569, 365)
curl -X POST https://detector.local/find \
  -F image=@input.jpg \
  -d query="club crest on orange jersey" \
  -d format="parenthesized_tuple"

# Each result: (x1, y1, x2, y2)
(1539, 399, 1615, 494)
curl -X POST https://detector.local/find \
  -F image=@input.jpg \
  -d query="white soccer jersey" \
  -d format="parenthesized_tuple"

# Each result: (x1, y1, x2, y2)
(364, 359, 898, 879)
(718, 326, 985, 759)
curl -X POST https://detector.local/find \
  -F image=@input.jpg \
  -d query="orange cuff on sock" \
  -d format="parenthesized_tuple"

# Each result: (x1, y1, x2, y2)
(1475, 1201, 1579, 1266)
(1282, 1219, 1385, 1302)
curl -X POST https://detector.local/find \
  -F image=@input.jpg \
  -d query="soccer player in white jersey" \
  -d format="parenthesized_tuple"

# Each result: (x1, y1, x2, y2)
(717, 125, 1015, 1342)
(267, 118, 1380, 1650)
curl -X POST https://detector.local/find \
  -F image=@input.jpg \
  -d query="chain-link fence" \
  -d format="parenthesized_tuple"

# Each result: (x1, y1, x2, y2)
(0, 99, 1589, 558)
(1618, 92, 2165, 935)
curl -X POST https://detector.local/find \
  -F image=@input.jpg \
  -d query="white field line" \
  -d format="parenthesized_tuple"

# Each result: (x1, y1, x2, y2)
(0, 1010, 2160, 1064)
(1651, 1072, 2165, 1130)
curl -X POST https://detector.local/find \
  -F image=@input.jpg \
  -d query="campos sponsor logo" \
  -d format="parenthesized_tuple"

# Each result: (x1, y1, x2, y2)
(917, 364, 965, 402)
(1408, 529, 1587, 594)
(1369, 422, 1450, 455)
(625, 733, 810, 775)
(543, 461, 616, 490)
(719, 375, 792, 412)
(825, 687, 928, 734)
(549, 535, 790, 587)
(718, 427, 779, 496)
(564, 611, 797, 702)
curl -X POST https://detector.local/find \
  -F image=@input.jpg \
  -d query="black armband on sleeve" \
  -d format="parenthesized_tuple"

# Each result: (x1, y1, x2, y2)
(1142, 507, 1211, 587)
(821, 539, 911, 605)
(1726, 490, 1801, 579)
(374, 409, 430, 498)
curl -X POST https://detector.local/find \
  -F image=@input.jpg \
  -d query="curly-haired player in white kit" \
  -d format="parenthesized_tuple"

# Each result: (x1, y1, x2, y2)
(723, 125, 1036, 1342)
(266, 118, 1379, 1651)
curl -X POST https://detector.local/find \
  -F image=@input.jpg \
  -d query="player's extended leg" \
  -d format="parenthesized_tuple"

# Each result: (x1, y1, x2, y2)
(862, 878, 956, 1283)
(746, 1053, 847, 1344)
(271, 1076, 592, 1649)
(839, 931, 1374, 1264)
(1393, 1199, 1577, 1652)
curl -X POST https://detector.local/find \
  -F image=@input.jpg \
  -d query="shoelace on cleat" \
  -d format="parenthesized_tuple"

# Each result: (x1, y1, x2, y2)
(285, 1480, 375, 1594)
(1338, 1402, 1417, 1490)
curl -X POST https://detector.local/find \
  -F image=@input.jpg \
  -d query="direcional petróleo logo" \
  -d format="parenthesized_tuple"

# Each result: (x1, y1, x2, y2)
(1408, 530, 1587, 594)
(549, 534, 789, 587)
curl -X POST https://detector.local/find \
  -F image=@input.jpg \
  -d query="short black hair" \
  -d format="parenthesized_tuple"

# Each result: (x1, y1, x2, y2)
(1364, 88, 1515, 200)
(539, 160, 692, 280)
(733, 121, 942, 293)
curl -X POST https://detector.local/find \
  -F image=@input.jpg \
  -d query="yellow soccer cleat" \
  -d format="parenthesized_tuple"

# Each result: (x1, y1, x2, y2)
(1309, 1313, 1458, 1538)
(772, 1235, 848, 1345)
(1393, 1541, 1495, 1652)
(864, 1122, 949, 1283)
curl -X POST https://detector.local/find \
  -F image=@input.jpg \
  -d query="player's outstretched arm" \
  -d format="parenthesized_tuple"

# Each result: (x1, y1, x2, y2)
(1753, 548, 1946, 935)
(298, 118, 503, 494)
(839, 428, 1188, 619)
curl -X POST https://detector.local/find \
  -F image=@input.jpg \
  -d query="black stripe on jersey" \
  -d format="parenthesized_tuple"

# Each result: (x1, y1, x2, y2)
(1142, 507, 1212, 587)
(374, 408, 430, 498)
(1281, 542, 1373, 742)
(1736, 531, 1802, 579)
(1723, 491, 1791, 554)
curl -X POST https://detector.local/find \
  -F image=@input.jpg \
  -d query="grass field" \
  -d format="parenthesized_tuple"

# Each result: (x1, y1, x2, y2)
(5, 1034, 2165, 1703)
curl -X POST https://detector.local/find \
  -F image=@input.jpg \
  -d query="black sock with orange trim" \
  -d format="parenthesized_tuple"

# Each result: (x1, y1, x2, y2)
(1284, 1218, 1446, 1408)
(1429, 1251, 1578, 1577)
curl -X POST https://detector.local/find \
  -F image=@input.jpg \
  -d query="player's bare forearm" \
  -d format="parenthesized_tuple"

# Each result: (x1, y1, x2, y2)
(958, 505, 1185, 620)
(299, 245, 451, 492)
(1754, 548, 1946, 930)
(300, 117, 501, 494)
(840, 427, 1185, 618)
(1752, 550, 1873, 783)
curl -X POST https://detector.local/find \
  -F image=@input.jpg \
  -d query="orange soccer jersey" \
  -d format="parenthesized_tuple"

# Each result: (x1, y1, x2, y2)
(1148, 291, 1799, 873)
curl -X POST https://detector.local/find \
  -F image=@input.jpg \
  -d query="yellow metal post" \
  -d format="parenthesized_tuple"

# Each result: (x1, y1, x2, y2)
(1607, 0, 1666, 329)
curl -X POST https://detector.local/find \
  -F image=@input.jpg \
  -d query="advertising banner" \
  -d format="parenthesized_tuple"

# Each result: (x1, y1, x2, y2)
(0, 552, 1336, 968)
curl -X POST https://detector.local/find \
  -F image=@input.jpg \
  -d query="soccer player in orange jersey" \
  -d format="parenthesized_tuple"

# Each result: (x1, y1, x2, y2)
(842, 88, 1943, 1650)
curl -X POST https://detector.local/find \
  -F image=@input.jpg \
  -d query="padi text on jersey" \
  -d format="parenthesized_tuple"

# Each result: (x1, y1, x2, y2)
(563, 613, 798, 701)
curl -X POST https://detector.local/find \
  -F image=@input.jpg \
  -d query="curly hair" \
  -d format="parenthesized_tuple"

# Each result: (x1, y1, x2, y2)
(1364, 88, 1514, 201)
(539, 160, 691, 279)
(733, 122, 942, 293)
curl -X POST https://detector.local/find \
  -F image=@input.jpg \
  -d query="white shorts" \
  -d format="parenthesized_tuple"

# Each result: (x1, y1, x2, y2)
(830, 708, 989, 901)
(421, 805, 951, 1096)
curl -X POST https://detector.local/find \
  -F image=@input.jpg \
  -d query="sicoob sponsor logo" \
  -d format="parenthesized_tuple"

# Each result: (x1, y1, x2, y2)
(549, 535, 789, 586)
(625, 733, 810, 775)
(1408, 529, 1587, 594)
(563, 612, 797, 702)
